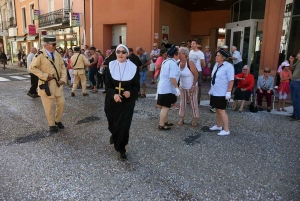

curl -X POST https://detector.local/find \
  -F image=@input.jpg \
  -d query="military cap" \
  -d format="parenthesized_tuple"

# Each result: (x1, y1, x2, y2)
(43, 35, 56, 43)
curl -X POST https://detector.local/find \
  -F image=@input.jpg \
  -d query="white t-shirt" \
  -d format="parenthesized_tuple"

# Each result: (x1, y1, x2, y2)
(179, 62, 197, 89)
(27, 52, 35, 73)
(232, 50, 243, 64)
(209, 61, 234, 96)
(189, 49, 204, 72)
(157, 58, 180, 94)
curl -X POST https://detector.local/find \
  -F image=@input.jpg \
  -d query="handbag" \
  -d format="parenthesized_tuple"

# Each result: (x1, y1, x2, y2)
(202, 66, 211, 76)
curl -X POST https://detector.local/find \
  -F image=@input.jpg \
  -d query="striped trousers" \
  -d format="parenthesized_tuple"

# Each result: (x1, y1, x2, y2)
(179, 86, 199, 118)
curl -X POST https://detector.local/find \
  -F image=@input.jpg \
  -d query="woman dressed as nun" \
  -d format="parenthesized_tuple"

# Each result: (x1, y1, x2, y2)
(104, 44, 140, 160)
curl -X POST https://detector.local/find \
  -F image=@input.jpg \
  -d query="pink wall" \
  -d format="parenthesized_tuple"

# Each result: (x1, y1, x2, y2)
(86, 0, 154, 54)
(160, 1, 192, 45)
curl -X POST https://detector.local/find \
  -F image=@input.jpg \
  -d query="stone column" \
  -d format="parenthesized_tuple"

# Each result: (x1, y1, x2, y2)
(260, 0, 286, 77)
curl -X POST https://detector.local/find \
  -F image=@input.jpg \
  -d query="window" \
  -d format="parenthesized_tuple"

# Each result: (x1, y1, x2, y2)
(30, 4, 34, 24)
(22, 7, 27, 32)
(49, 0, 54, 12)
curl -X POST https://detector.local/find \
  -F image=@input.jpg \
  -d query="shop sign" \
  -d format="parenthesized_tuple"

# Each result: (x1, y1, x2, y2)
(28, 25, 36, 35)
(34, 10, 40, 20)
(8, 27, 17, 37)
(70, 12, 80, 27)
(0, 30, 8, 36)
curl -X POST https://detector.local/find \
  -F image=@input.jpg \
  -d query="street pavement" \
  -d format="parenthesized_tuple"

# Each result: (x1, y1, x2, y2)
(0, 66, 299, 200)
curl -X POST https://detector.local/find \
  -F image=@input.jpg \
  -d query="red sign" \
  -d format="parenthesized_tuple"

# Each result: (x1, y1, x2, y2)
(28, 25, 36, 35)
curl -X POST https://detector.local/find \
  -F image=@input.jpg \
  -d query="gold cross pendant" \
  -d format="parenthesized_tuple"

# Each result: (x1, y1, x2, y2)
(115, 82, 124, 95)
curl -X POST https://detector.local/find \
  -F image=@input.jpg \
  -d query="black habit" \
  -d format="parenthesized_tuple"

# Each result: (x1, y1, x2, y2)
(104, 60, 140, 153)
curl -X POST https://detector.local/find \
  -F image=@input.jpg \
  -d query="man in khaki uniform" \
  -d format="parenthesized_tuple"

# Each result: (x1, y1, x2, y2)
(71, 46, 89, 96)
(29, 36, 67, 133)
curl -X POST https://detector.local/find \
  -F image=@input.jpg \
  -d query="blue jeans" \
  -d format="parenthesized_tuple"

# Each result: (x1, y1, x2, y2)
(89, 66, 97, 86)
(140, 71, 147, 84)
(290, 80, 300, 119)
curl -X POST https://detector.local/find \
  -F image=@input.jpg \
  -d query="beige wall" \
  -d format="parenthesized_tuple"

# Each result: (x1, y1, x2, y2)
(160, 0, 192, 45)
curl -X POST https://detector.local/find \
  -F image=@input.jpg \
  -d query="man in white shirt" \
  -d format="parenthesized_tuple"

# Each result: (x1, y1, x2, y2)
(229, 46, 244, 85)
(27, 47, 38, 98)
(150, 43, 160, 84)
(189, 39, 205, 106)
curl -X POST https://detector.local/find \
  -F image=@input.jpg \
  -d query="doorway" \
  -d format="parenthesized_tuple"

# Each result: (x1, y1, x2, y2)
(112, 25, 127, 46)
(226, 19, 264, 78)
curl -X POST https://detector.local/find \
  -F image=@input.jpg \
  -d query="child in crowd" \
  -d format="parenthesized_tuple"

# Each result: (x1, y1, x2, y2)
(277, 61, 292, 112)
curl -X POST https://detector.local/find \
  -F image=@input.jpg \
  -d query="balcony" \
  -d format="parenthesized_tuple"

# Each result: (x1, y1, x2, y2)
(39, 9, 71, 28)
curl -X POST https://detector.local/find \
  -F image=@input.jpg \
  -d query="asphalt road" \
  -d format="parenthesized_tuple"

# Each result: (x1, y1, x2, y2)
(0, 74, 299, 200)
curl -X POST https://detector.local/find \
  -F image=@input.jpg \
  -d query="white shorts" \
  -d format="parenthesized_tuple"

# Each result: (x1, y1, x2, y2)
(279, 91, 287, 99)
(149, 63, 156, 71)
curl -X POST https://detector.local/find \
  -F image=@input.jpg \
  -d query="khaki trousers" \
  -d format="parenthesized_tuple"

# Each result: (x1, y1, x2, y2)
(41, 95, 65, 126)
(72, 74, 87, 94)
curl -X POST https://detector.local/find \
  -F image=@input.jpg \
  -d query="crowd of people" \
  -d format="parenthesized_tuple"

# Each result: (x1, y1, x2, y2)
(26, 35, 300, 160)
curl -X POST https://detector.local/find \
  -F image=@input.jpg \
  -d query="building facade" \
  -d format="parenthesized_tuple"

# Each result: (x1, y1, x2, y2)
(0, 0, 17, 63)
(38, 0, 84, 51)
(14, 0, 39, 62)
(85, 0, 300, 77)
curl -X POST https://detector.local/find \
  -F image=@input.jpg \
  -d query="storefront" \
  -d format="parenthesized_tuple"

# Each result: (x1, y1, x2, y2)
(224, 0, 300, 77)
(44, 27, 80, 50)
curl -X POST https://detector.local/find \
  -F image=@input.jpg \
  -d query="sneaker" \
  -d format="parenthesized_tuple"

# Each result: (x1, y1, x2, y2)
(274, 86, 278, 89)
(209, 125, 222, 131)
(209, 108, 216, 113)
(217, 130, 230, 136)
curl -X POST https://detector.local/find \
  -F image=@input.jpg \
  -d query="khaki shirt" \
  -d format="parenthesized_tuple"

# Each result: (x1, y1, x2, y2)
(29, 49, 67, 98)
(70, 53, 89, 75)
(292, 60, 300, 79)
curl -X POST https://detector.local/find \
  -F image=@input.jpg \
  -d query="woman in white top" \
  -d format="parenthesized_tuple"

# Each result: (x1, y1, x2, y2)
(178, 47, 199, 127)
(157, 45, 181, 130)
(209, 49, 234, 136)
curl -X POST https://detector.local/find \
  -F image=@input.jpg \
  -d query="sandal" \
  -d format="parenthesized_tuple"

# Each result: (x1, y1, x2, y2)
(238, 108, 243, 113)
(91, 89, 98, 93)
(177, 119, 184, 126)
(282, 109, 287, 112)
(192, 121, 198, 127)
(158, 125, 171, 130)
(140, 94, 146, 98)
(165, 122, 174, 126)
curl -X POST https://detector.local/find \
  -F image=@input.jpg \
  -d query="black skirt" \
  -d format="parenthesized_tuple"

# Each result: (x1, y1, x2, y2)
(210, 95, 228, 110)
(157, 93, 177, 108)
(234, 88, 251, 101)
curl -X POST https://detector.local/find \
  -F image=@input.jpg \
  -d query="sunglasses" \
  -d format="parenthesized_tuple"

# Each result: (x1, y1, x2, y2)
(116, 50, 127, 54)
(264, 71, 270, 73)
(49, 43, 56, 47)
(153, 46, 157, 47)
(242, 69, 248, 70)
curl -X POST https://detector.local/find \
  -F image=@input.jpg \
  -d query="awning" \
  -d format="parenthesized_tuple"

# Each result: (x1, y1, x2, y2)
(27, 35, 38, 41)
(16, 37, 26, 41)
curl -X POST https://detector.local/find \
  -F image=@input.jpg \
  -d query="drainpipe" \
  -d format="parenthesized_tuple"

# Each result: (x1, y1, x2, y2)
(90, 0, 93, 46)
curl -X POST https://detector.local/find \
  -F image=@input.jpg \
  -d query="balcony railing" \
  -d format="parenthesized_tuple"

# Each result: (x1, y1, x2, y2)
(39, 9, 71, 28)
